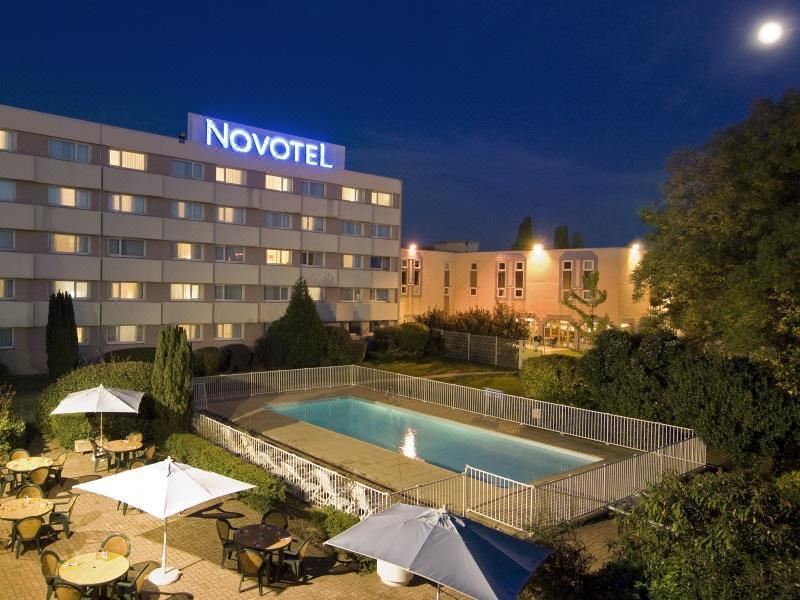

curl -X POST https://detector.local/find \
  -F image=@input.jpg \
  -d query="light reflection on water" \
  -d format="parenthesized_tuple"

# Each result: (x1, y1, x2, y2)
(399, 427, 418, 459)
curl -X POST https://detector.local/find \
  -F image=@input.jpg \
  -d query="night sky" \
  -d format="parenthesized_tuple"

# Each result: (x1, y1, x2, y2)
(1, 1, 798, 249)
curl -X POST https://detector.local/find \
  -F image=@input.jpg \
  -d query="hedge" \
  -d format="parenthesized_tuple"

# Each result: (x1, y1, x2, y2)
(164, 432, 285, 512)
(104, 347, 157, 363)
(221, 344, 254, 373)
(192, 346, 224, 377)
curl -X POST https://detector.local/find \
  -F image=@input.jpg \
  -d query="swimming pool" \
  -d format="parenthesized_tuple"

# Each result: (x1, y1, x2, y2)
(267, 396, 598, 482)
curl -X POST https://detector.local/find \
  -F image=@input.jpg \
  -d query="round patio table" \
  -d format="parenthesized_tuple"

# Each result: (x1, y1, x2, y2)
(0, 497, 53, 521)
(103, 440, 142, 470)
(59, 551, 130, 589)
(6, 456, 53, 474)
(235, 524, 293, 580)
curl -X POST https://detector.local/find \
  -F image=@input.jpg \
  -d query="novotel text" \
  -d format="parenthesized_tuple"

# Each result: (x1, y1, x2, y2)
(205, 118, 334, 168)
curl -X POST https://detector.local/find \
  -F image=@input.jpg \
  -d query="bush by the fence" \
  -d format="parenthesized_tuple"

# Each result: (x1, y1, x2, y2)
(322, 327, 366, 366)
(164, 432, 285, 511)
(192, 346, 224, 377)
(521, 355, 592, 409)
(371, 322, 429, 358)
(104, 347, 157, 363)
(37, 361, 156, 447)
(314, 506, 375, 571)
(221, 344, 254, 373)
(0, 385, 26, 454)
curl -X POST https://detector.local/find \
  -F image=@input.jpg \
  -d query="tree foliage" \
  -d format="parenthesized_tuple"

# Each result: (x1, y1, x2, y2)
(151, 325, 193, 437)
(553, 225, 570, 249)
(570, 231, 585, 248)
(512, 216, 535, 250)
(0, 385, 26, 454)
(45, 292, 79, 378)
(562, 271, 610, 340)
(632, 90, 800, 395)
(415, 305, 530, 339)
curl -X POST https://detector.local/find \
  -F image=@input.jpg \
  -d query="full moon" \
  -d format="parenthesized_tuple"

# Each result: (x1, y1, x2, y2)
(757, 21, 784, 45)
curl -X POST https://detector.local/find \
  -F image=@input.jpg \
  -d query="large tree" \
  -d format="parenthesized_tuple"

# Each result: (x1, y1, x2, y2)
(511, 216, 535, 250)
(632, 90, 800, 395)
(553, 225, 569, 249)
(45, 291, 79, 378)
(562, 271, 609, 346)
(151, 325, 193, 435)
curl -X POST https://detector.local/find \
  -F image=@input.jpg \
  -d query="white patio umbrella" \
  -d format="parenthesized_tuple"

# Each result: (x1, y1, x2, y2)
(50, 384, 143, 442)
(75, 457, 254, 585)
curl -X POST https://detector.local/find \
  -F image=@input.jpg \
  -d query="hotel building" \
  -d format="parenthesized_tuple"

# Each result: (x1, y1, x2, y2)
(0, 105, 401, 373)
(398, 244, 649, 346)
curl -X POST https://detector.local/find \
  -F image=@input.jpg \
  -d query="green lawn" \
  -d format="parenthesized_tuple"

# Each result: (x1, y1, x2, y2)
(364, 356, 509, 377)
(1, 373, 51, 423)
(436, 372, 526, 396)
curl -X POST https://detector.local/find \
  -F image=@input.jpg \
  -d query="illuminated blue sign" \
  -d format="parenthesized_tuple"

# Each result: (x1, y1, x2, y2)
(187, 113, 344, 170)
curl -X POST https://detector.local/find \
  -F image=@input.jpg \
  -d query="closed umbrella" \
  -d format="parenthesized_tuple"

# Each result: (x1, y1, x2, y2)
(75, 457, 254, 585)
(325, 503, 550, 600)
(50, 384, 143, 442)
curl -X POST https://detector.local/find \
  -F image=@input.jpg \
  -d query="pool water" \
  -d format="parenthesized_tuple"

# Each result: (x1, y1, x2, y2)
(267, 396, 597, 482)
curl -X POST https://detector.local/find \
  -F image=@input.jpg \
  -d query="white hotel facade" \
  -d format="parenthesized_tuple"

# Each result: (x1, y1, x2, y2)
(0, 105, 401, 373)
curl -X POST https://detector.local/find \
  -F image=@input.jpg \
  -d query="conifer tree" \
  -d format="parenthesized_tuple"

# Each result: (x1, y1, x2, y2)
(45, 292, 79, 378)
(151, 325, 193, 436)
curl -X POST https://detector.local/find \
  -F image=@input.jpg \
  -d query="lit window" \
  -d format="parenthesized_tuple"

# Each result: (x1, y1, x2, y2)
(0, 328, 13, 349)
(301, 251, 323, 267)
(369, 256, 390, 271)
(52, 281, 89, 299)
(178, 323, 202, 341)
(108, 238, 145, 258)
(215, 166, 245, 185)
(301, 216, 324, 232)
(214, 245, 244, 262)
(582, 259, 595, 272)
(300, 180, 325, 197)
(50, 234, 90, 254)
(171, 159, 204, 179)
(0, 130, 15, 152)
(341, 187, 365, 203)
(217, 206, 244, 224)
(0, 229, 14, 251)
(48, 187, 90, 209)
(370, 191, 392, 207)
(173, 242, 203, 260)
(109, 194, 145, 214)
(497, 262, 506, 295)
(342, 254, 362, 269)
(0, 279, 13, 299)
(370, 224, 391, 239)
(109, 148, 146, 170)
(340, 288, 362, 302)
(265, 174, 292, 192)
(469, 263, 477, 294)
(109, 282, 143, 300)
(370, 288, 390, 302)
(264, 212, 292, 229)
(265, 249, 291, 265)
(76, 326, 89, 345)
(214, 323, 242, 340)
(264, 286, 289, 301)
(171, 201, 205, 220)
(562, 260, 573, 297)
(48, 139, 90, 162)
(107, 325, 143, 344)
(170, 284, 201, 300)
(341, 221, 363, 236)
(0, 180, 14, 202)
(214, 285, 243, 301)
(307, 287, 323, 301)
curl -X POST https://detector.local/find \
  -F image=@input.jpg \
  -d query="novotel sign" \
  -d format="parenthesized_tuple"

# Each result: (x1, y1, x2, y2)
(187, 113, 345, 170)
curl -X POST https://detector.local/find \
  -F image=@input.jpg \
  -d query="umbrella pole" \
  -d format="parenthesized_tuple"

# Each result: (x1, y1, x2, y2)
(161, 518, 167, 570)
(100, 412, 103, 443)
(436, 583, 440, 599)
(148, 517, 181, 586)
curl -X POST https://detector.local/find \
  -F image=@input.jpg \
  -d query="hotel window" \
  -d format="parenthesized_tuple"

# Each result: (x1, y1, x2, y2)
(107, 325, 144, 344)
(307, 287, 323, 301)
(214, 245, 244, 263)
(369, 256, 390, 271)
(0, 229, 13, 251)
(76, 326, 89, 346)
(48, 139, 90, 163)
(496, 262, 507, 298)
(444, 262, 450, 296)
(341, 187, 365, 203)
(342, 254, 362, 269)
(48, 186, 90, 209)
(514, 261, 525, 298)
(340, 288, 362, 302)
(300, 180, 325, 197)
(50, 234, 90, 255)
(0, 279, 13, 299)
(173, 242, 203, 260)
(301, 216, 324, 232)
(370, 224, 391, 239)
(108, 238, 145, 258)
(341, 221, 363, 236)
(0, 180, 14, 202)
(412, 260, 421, 294)
(109, 148, 146, 171)
(469, 263, 478, 296)
(170, 283, 201, 301)
(0, 328, 13, 349)
(264, 212, 292, 229)
(178, 324, 202, 341)
(370, 191, 392, 207)
(265, 174, 292, 192)
(214, 323, 242, 340)
(265, 248, 291, 265)
(109, 282, 144, 300)
(214, 285, 243, 301)
(400, 259, 408, 294)
(370, 288, 390, 302)
(109, 194, 145, 214)
(0, 130, 15, 152)
(561, 260, 573, 299)
(301, 251, 323, 267)
(264, 286, 289, 301)
(215, 166, 245, 185)
(582, 259, 595, 273)
(171, 200, 204, 220)
(217, 206, 244, 224)
(171, 159, 204, 180)
(52, 280, 89, 299)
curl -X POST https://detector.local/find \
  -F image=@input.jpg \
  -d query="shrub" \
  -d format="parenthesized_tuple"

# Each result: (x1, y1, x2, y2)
(372, 322, 429, 358)
(521, 355, 592, 408)
(520, 525, 592, 600)
(164, 432, 285, 512)
(37, 361, 155, 447)
(46, 292, 79, 378)
(104, 347, 157, 363)
(151, 326, 193, 439)
(314, 506, 374, 571)
(0, 385, 26, 454)
(322, 327, 366, 366)
(192, 346, 224, 377)
(415, 305, 531, 339)
(220, 344, 253, 373)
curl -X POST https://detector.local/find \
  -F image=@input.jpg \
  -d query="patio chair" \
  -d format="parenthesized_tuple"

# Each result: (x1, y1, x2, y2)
(100, 532, 132, 557)
(9, 448, 30, 460)
(216, 518, 239, 568)
(49, 493, 79, 538)
(88, 440, 110, 472)
(41, 549, 62, 600)
(141, 445, 157, 463)
(16, 483, 45, 498)
(27, 465, 51, 489)
(126, 432, 143, 444)
(0, 462, 15, 496)
(351, 484, 375, 519)
(237, 549, 270, 595)
(114, 561, 148, 600)
(281, 538, 311, 581)
(48, 452, 68, 486)
(282, 463, 322, 499)
(13, 515, 44, 558)
(260, 509, 289, 530)
(314, 469, 353, 512)
(52, 582, 92, 600)
(117, 460, 146, 515)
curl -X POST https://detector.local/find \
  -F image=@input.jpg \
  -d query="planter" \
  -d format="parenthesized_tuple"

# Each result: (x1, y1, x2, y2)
(377, 559, 413, 587)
